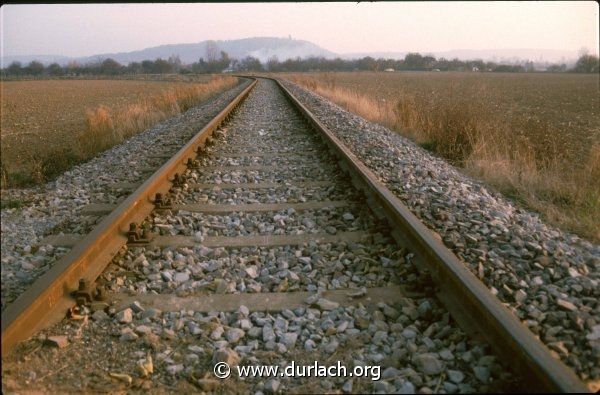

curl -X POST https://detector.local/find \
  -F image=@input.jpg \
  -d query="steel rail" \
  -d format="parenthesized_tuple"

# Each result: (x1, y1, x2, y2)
(271, 77, 588, 393)
(1, 78, 257, 357)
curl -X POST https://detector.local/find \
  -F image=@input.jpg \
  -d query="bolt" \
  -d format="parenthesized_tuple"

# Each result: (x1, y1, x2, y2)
(173, 173, 184, 187)
(128, 222, 139, 242)
(141, 225, 152, 240)
(75, 278, 92, 306)
(95, 286, 107, 301)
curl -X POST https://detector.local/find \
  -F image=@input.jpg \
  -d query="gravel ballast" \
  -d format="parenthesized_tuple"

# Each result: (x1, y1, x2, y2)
(1, 79, 515, 393)
(0, 79, 251, 310)
(280, 79, 599, 383)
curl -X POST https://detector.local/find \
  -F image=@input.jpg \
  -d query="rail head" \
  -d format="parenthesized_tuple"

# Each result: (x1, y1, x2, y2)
(1, 77, 258, 357)
(270, 77, 589, 393)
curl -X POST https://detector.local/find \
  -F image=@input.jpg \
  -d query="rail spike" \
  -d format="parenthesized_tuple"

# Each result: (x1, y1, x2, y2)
(186, 157, 200, 170)
(126, 222, 152, 246)
(153, 192, 173, 210)
(74, 278, 92, 307)
(171, 172, 186, 188)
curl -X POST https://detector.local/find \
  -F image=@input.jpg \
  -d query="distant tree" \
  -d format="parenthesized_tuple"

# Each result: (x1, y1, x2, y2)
(578, 47, 590, 57)
(126, 61, 144, 74)
(237, 56, 263, 71)
(484, 61, 496, 71)
(141, 60, 155, 73)
(99, 58, 123, 75)
(467, 59, 485, 71)
(65, 60, 81, 75)
(329, 57, 352, 71)
(205, 41, 219, 62)
(546, 63, 566, 73)
(524, 60, 535, 72)
(215, 51, 231, 71)
(357, 56, 377, 71)
(10, 51, 546, 78)
(573, 54, 599, 73)
(492, 64, 525, 72)
(7, 61, 22, 76)
(190, 51, 231, 73)
(46, 62, 63, 76)
(168, 55, 182, 73)
(191, 58, 208, 73)
(153, 58, 173, 73)
(280, 57, 299, 72)
(376, 57, 395, 71)
(26, 60, 45, 75)
(403, 53, 426, 70)
(422, 55, 436, 70)
(180, 67, 193, 74)
(267, 56, 280, 71)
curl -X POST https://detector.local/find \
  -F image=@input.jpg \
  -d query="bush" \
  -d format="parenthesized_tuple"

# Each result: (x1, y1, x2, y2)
(573, 54, 600, 73)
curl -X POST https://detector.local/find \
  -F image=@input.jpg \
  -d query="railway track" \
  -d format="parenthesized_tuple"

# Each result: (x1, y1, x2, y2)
(1, 77, 589, 392)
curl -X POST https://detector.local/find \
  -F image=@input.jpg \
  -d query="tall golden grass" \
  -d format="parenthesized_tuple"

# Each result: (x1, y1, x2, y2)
(1, 76, 238, 189)
(287, 74, 599, 241)
(77, 76, 237, 157)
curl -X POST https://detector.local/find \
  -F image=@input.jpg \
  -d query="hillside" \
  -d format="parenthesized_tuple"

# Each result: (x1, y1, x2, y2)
(1, 37, 581, 67)
(1, 37, 336, 67)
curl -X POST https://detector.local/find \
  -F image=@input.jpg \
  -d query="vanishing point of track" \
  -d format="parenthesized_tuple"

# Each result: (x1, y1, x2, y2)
(1, 77, 589, 392)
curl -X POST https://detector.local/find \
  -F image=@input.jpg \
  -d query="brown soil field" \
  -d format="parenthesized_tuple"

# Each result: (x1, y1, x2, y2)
(281, 72, 600, 241)
(284, 72, 599, 163)
(0, 76, 235, 186)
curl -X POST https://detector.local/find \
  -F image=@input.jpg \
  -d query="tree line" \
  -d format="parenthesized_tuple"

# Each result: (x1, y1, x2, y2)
(2, 51, 598, 77)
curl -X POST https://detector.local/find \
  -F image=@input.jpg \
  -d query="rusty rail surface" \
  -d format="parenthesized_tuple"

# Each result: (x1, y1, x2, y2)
(0, 78, 257, 357)
(272, 78, 588, 393)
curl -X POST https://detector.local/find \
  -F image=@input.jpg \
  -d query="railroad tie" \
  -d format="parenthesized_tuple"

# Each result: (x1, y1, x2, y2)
(105, 180, 334, 192)
(111, 285, 412, 314)
(80, 199, 349, 216)
(37, 231, 371, 248)
(106, 181, 140, 191)
(204, 150, 322, 158)
(188, 180, 335, 189)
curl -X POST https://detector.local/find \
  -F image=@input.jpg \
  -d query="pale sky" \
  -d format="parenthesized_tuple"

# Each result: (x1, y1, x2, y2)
(1, 2, 598, 57)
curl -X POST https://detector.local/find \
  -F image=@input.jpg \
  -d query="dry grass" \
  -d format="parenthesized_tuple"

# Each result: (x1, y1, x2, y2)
(77, 77, 237, 157)
(0, 76, 238, 187)
(284, 72, 600, 241)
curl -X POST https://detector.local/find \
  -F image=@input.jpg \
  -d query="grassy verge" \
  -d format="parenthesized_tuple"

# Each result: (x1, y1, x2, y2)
(286, 74, 599, 242)
(1, 76, 238, 188)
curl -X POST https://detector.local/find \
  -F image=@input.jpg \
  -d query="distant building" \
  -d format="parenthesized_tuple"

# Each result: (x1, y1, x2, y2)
(384, 68, 395, 72)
